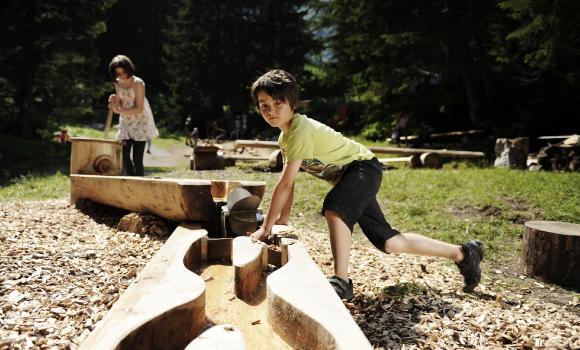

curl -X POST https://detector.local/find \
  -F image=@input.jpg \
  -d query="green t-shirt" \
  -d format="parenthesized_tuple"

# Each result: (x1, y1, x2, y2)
(278, 113, 374, 185)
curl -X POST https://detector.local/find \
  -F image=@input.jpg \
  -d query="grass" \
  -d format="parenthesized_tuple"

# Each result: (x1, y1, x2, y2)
(1, 126, 579, 263)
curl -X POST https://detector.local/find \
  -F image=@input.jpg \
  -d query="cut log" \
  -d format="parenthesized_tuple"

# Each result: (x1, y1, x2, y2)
(370, 146, 485, 159)
(494, 137, 529, 169)
(70, 137, 123, 175)
(70, 175, 265, 222)
(522, 221, 580, 288)
(420, 152, 443, 169)
(268, 149, 283, 169)
(378, 155, 422, 168)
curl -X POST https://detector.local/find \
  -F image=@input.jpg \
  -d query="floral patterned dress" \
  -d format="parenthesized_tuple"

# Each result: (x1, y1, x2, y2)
(115, 76, 159, 141)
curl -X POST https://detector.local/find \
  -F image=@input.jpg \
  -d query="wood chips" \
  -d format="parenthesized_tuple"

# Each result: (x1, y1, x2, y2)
(1, 199, 578, 349)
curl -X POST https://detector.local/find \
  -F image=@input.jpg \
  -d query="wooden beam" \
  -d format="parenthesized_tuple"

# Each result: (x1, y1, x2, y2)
(70, 175, 265, 222)
(369, 146, 484, 158)
(267, 237, 372, 349)
(79, 223, 208, 350)
(233, 139, 483, 159)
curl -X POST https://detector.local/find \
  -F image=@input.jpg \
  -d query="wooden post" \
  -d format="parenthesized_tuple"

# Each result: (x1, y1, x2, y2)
(103, 109, 114, 139)
(522, 221, 580, 288)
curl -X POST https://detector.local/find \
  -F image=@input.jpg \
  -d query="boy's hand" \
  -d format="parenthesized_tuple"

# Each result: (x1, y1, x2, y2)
(249, 227, 269, 241)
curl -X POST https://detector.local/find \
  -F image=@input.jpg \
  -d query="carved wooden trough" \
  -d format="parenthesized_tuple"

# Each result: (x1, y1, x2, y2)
(71, 175, 371, 349)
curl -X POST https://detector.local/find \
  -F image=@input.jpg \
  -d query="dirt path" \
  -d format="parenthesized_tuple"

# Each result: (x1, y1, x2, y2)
(143, 142, 190, 168)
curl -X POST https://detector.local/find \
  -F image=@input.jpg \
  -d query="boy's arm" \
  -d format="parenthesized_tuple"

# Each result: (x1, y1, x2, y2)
(275, 182, 294, 225)
(251, 160, 301, 240)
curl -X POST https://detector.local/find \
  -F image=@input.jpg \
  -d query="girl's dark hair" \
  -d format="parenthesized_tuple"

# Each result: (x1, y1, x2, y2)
(251, 69, 299, 110)
(108, 55, 135, 78)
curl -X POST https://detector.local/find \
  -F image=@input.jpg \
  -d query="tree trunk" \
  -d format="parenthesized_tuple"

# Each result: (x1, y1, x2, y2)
(522, 220, 580, 288)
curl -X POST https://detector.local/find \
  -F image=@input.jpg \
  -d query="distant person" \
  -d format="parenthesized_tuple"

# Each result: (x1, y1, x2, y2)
(107, 55, 158, 176)
(391, 112, 410, 144)
(241, 113, 248, 139)
(53, 129, 70, 144)
(231, 110, 242, 140)
(249, 70, 484, 300)
(185, 115, 195, 147)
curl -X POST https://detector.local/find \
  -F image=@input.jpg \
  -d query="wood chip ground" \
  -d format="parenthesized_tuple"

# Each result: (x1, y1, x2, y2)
(1, 200, 578, 349)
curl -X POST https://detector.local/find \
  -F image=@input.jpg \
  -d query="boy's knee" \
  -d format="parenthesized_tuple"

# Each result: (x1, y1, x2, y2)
(384, 235, 405, 254)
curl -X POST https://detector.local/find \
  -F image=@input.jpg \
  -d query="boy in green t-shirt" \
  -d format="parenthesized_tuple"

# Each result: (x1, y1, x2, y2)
(249, 69, 483, 300)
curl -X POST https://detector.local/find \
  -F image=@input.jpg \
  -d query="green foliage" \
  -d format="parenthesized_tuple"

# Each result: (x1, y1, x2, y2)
(0, 1, 115, 136)
(160, 0, 317, 133)
(361, 120, 390, 141)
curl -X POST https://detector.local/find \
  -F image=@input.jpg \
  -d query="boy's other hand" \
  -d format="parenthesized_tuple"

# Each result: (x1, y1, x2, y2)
(249, 227, 269, 241)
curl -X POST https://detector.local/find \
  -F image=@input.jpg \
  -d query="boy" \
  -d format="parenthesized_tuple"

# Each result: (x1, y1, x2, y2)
(249, 70, 483, 300)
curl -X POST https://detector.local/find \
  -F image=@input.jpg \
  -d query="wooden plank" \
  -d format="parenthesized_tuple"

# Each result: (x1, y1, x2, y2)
(79, 223, 208, 350)
(70, 175, 265, 222)
(70, 138, 122, 176)
(267, 238, 372, 349)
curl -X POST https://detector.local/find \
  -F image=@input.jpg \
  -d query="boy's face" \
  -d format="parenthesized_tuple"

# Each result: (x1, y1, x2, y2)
(257, 91, 294, 131)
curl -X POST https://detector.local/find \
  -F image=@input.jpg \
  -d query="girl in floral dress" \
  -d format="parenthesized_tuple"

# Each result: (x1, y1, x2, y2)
(107, 55, 158, 176)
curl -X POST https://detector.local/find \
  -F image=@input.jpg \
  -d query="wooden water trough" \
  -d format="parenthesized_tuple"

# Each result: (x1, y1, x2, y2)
(71, 175, 372, 349)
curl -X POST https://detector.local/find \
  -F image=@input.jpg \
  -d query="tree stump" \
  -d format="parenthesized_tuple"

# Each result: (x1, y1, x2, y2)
(522, 221, 580, 288)
(494, 137, 529, 169)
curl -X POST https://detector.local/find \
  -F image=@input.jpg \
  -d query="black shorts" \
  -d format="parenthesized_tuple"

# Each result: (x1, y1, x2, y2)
(322, 158, 400, 251)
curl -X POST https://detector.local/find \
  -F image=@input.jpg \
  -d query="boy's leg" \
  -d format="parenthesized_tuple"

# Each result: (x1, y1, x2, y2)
(358, 198, 484, 292)
(324, 210, 351, 281)
(385, 233, 463, 262)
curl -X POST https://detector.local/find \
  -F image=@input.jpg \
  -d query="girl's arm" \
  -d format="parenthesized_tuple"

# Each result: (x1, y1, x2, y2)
(251, 160, 301, 240)
(116, 81, 145, 115)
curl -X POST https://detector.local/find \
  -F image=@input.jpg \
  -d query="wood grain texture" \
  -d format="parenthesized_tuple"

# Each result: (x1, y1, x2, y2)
(70, 137, 122, 176)
(70, 175, 265, 222)
(267, 238, 372, 350)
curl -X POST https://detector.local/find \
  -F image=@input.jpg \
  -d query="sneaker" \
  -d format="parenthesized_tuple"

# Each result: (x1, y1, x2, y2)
(329, 275, 354, 301)
(456, 240, 484, 293)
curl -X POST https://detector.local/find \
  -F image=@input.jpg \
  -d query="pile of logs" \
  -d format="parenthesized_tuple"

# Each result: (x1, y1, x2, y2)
(535, 135, 580, 171)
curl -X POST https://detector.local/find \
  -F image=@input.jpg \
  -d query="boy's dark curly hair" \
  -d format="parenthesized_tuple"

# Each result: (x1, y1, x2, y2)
(251, 69, 299, 111)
